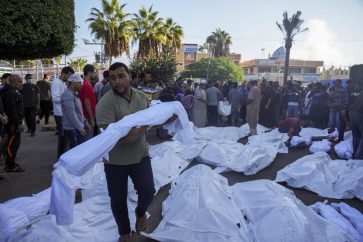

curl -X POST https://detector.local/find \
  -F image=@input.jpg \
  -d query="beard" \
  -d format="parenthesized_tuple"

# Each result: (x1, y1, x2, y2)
(112, 83, 130, 95)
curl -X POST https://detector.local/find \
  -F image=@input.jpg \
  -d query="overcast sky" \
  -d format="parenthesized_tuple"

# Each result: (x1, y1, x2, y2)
(71, 0, 363, 68)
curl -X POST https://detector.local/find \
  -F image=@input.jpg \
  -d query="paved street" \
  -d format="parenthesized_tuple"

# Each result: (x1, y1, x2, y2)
(0, 119, 362, 242)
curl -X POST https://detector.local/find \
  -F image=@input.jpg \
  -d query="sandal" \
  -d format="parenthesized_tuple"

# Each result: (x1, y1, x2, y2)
(5, 166, 25, 172)
(135, 214, 147, 233)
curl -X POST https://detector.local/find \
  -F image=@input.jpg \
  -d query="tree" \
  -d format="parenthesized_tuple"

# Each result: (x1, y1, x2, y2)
(132, 6, 166, 57)
(181, 57, 243, 81)
(205, 28, 232, 57)
(87, 0, 133, 66)
(130, 49, 177, 84)
(163, 18, 183, 53)
(0, 0, 76, 60)
(67, 58, 88, 73)
(276, 11, 308, 85)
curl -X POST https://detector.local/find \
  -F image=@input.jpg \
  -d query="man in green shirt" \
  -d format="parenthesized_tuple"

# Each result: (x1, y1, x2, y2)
(96, 62, 154, 242)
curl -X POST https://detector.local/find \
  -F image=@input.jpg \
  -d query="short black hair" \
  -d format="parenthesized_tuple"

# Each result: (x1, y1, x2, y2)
(103, 70, 110, 79)
(61, 66, 75, 75)
(109, 62, 130, 74)
(83, 64, 95, 76)
(25, 74, 32, 79)
(1, 73, 11, 80)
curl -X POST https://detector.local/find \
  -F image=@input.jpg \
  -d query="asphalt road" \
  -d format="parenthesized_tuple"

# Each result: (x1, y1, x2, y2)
(0, 119, 362, 242)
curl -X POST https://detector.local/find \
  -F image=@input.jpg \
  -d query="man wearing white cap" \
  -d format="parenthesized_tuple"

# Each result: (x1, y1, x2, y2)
(61, 74, 90, 148)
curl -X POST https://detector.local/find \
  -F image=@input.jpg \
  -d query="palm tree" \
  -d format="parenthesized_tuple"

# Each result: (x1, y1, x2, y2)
(86, 0, 132, 66)
(163, 18, 183, 53)
(132, 6, 166, 57)
(276, 11, 308, 85)
(67, 58, 88, 73)
(206, 28, 232, 57)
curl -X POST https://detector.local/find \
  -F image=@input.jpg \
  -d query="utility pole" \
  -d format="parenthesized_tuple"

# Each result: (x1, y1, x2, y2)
(82, 39, 106, 68)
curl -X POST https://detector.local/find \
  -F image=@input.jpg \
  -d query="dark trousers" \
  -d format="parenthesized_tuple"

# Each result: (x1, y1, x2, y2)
(350, 111, 363, 159)
(54, 115, 65, 158)
(25, 106, 37, 133)
(207, 105, 219, 126)
(104, 156, 155, 236)
(5, 124, 21, 168)
(38, 100, 51, 124)
(64, 129, 84, 149)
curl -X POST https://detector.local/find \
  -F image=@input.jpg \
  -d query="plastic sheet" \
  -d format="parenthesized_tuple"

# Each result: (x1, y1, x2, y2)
(276, 152, 363, 200)
(290, 136, 312, 147)
(145, 165, 354, 242)
(335, 140, 353, 159)
(309, 139, 331, 153)
(331, 202, 363, 237)
(197, 141, 278, 175)
(218, 100, 231, 117)
(311, 202, 362, 241)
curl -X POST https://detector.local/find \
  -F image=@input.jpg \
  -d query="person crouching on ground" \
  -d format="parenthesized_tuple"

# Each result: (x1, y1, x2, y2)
(278, 115, 310, 139)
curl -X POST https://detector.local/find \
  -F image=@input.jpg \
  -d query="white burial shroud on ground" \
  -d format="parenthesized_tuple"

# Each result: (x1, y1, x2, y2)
(275, 152, 363, 200)
(144, 164, 354, 242)
(310, 202, 363, 241)
(7, 145, 192, 242)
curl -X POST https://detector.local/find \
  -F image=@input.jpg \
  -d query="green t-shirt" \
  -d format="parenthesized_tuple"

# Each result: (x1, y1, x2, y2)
(96, 87, 149, 165)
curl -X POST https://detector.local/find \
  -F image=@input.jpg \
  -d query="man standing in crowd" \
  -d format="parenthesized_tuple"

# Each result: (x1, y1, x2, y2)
(2, 75, 25, 172)
(94, 70, 109, 103)
(228, 82, 243, 126)
(309, 83, 328, 128)
(37, 74, 51, 125)
(51, 66, 75, 158)
(96, 62, 155, 242)
(191, 80, 207, 128)
(79, 64, 97, 140)
(349, 85, 363, 159)
(286, 83, 300, 118)
(100, 70, 112, 98)
(333, 79, 349, 141)
(246, 80, 261, 135)
(205, 80, 220, 126)
(22, 74, 39, 137)
(61, 74, 89, 149)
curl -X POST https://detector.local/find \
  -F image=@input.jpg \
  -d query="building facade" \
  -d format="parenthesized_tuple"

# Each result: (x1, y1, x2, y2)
(240, 47, 324, 84)
(176, 43, 241, 72)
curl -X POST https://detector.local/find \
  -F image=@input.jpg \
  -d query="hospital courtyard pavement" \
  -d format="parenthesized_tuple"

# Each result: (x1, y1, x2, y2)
(0, 119, 362, 242)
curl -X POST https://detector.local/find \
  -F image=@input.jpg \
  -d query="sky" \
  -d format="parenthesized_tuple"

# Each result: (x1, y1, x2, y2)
(71, 0, 363, 68)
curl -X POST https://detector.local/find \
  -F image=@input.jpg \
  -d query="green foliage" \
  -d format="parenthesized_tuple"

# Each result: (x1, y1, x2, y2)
(181, 57, 243, 81)
(205, 28, 232, 57)
(130, 49, 177, 84)
(0, 0, 76, 60)
(67, 58, 88, 73)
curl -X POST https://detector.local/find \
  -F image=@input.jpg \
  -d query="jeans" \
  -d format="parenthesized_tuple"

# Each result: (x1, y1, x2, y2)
(350, 111, 363, 159)
(64, 129, 84, 149)
(328, 110, 341, 131)
(287, 105, 299, 118)
(104, 156, 155, 235)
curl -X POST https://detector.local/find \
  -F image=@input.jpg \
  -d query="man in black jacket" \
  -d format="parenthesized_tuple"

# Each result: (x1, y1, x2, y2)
(22, 74, 39, 136)
(2, 75, 25, 172)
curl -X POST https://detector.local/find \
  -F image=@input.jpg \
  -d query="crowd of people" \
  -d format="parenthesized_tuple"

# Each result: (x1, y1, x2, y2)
(142, 76, 362, 159)
(0, 62, 362, 242)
